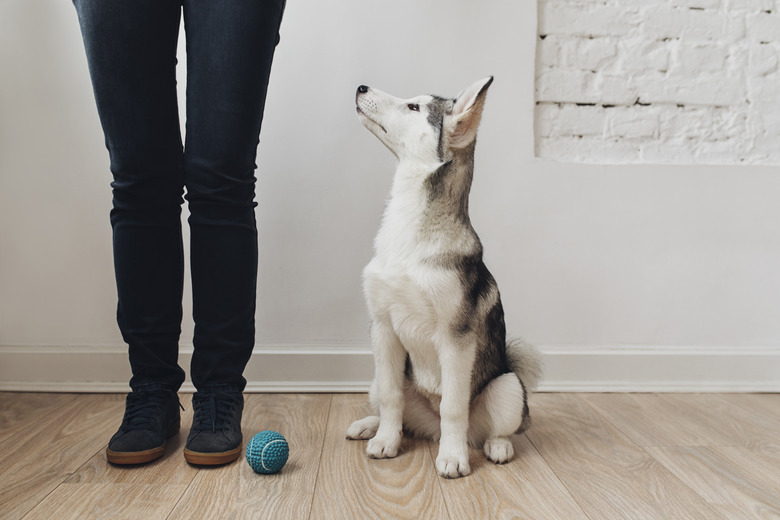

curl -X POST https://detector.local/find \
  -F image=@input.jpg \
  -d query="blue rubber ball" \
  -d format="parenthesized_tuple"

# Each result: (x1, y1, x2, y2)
(246, 430, 289, 474)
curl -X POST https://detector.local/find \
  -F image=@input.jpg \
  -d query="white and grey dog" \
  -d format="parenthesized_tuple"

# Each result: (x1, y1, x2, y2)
(347, 77, 542, 479)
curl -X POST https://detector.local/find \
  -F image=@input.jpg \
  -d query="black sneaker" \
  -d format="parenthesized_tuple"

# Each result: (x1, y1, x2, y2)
(183, 391, 244, 465)
(106, 389, 181, 465)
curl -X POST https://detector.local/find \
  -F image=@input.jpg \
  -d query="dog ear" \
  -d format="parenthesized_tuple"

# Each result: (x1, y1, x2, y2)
(447, 76, 493, 149)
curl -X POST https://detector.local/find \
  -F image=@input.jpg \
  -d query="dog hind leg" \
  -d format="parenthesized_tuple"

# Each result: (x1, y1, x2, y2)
(346, 415, 380, 440)
(348, 376, 441, 442)
(401, 384, 442, 441)
(347, 378, 381, 440)
(468, 372, 527, 464)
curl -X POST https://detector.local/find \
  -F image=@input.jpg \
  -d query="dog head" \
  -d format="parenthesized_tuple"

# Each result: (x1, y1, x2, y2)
(355, 77, 493, 165)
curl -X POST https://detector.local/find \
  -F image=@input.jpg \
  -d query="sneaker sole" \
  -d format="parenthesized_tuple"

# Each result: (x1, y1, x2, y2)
(106, 444, 166, 465)
(183, 446, 242, 466)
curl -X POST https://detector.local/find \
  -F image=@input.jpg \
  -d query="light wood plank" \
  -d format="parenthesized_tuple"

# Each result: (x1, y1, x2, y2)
(433, 434, 590, 520)
(629, 394, 780, 470)
(0, 393, 74, 438)
(706, 394, 780, 469)
(0, 394, 125, 520)
(526, 393, 728, 520)
(584, 393, 736, 447)
(167, 393, 331, 520)
(20, 483, 189, 520)
(647, 446, 780, 519)
(659, 393, 780, 447)
(310, 394, 449, 520)
(0, 393, 103, 465)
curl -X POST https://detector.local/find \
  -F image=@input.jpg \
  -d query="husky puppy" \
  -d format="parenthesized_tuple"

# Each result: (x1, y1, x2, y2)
(347, 77, 542, 479)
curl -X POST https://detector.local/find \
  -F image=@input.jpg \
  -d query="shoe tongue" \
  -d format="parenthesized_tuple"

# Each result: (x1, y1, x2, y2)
(122, 394, 163, 430)
(208, 394, 217, 431)
(194, 393, 237, 432)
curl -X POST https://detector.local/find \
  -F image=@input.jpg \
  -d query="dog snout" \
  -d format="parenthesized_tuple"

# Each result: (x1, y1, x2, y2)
(357, 85, 369, 94)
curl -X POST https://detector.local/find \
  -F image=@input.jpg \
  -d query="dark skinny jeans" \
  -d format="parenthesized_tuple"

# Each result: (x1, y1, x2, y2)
(72, 0, 286, 392)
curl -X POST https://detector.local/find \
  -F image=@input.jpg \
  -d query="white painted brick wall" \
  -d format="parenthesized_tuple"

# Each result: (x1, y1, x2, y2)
(535, 0, 780, 164)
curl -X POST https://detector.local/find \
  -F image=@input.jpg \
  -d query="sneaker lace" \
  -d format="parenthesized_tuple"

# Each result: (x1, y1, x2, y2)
(121, 392, 175, 432)
(192, 393, 241, 432)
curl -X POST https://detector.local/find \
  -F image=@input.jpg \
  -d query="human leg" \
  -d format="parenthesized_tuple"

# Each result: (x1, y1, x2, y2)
(73, 0, 186, 464)
(180, 0, 285, 464)
(182, 0, 285, 393)
(72, 0, 187, 392)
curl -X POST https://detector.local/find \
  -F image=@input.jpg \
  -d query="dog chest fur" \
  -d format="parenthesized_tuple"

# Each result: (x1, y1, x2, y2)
(363, 150, 492, 394)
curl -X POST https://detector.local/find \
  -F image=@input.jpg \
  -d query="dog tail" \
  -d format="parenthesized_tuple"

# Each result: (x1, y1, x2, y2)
(506, 338, 543, 392)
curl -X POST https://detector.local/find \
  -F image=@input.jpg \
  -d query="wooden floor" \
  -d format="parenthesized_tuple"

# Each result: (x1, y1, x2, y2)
(1, 392, 778, 520)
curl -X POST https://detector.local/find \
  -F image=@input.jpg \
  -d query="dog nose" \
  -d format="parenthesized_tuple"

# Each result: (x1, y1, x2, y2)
(357, 85, 369, 94)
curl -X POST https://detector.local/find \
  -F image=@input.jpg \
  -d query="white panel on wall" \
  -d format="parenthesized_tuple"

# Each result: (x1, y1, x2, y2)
(535, 0, 780, 164)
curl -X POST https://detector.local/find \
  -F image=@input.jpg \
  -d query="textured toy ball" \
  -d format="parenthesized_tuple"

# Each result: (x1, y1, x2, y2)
(246, 430, 289, 474)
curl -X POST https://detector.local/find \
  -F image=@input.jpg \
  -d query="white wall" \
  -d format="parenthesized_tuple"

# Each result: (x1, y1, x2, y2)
(1, 0, 778, 391)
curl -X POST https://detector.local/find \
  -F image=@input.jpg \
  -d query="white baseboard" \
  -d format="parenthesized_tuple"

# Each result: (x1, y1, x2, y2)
(0, 344, 777, 393)
(539, 345, 780, 393)
(0, 344, 375, 393)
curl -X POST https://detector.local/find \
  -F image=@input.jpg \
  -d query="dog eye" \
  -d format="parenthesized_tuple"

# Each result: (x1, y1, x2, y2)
(407, 104, 420, 112)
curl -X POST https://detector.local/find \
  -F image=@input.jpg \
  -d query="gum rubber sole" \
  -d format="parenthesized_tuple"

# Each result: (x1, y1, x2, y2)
(106, 444, 165, 465)
(183, 446, 242, 466)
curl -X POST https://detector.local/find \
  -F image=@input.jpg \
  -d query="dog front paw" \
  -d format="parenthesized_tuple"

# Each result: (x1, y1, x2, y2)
(436, 454, 471, 478)
(436, 443, 471, 478)
(346, 416, 380, 440)
(366, 432, 401, 459)
(484, 437, 514, 464)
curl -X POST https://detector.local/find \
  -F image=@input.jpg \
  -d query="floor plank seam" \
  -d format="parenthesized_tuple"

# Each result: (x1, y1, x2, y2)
(306, 393, 333, 520)
(524, 432, 596, 520)
(639, 446, 708, 508)
(576, 393, 643, 448)
(428, 440, 453, 520)
(18, 441, 106, 519)
(576, 394, 714, 516)
(18, 478, 67, 520)
(162, 448, 206, 520)
(163, 473, 200, 520)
